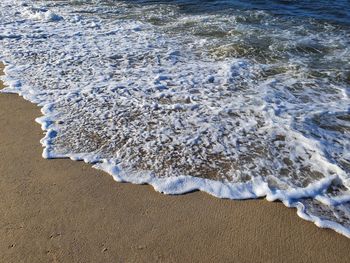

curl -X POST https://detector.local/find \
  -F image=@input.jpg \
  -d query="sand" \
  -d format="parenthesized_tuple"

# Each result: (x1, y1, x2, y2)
(1, 63, 350, 263)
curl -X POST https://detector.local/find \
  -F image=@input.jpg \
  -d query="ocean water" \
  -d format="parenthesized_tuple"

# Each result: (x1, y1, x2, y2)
(1, 0, 350, 237)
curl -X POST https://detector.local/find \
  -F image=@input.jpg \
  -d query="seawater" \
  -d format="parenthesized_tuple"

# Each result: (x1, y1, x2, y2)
(1, 0, 350, 237)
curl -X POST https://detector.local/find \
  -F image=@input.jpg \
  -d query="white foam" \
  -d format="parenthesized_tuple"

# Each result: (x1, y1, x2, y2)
(1, 0, 350, 238)
(22, 8, 63, 22)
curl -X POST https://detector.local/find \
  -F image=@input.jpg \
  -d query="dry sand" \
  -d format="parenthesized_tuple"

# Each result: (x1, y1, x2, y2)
(1, 63, 350, 263)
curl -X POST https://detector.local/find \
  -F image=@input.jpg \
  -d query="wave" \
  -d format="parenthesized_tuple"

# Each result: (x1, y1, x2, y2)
(1, 0, 350, 237)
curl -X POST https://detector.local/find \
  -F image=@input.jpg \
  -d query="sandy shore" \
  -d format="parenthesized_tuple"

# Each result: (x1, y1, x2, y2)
(1, 63, 350, 263)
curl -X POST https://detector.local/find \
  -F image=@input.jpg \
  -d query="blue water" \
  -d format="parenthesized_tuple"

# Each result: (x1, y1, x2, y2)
(131, 0, 350, 25)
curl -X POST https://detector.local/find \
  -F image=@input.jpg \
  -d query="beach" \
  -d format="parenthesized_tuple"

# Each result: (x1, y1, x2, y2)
(1, 64, 350, 262)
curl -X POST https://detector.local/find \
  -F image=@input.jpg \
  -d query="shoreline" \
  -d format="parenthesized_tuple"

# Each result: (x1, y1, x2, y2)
(1, 64, 350, 262)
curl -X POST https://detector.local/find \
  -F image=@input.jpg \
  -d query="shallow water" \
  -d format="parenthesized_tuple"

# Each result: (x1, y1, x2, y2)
(1, 0, 350, 237)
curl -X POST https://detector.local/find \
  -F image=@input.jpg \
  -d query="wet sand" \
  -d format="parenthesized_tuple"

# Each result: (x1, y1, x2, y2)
(1, 63, 350, 263)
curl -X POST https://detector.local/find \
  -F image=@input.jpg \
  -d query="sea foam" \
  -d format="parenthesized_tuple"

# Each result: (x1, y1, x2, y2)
(1, 0, 350, 237)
